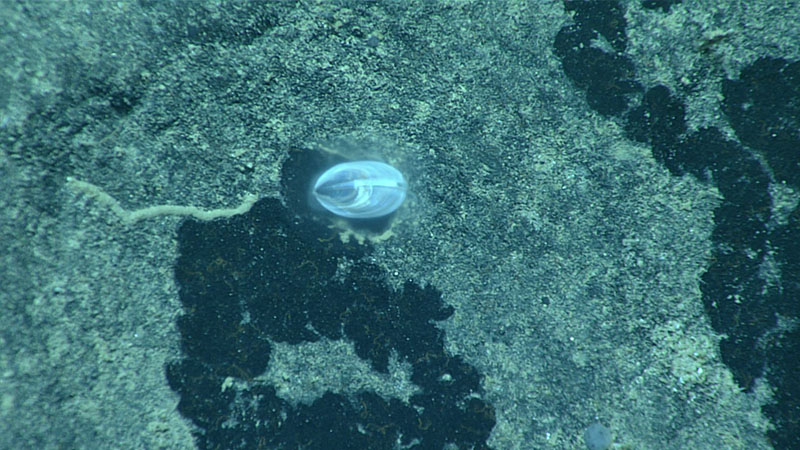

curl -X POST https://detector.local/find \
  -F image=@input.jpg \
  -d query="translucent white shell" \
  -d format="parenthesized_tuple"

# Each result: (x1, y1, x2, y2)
(312, 161, 407, 219)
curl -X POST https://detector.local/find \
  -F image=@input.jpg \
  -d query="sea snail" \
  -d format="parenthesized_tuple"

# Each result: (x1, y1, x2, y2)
(312, 161, 407, 219)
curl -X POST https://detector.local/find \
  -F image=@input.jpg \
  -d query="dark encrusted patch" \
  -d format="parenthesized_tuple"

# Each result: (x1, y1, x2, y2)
(680, 129, 772, 390)
(763, 203, 800, 449)
(624, 85, 687, 174)
(722, 57, 800, 190)
(167, 151, 495, 449)
(554, 0, 642, 116)
(552, 1, 799, 447)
